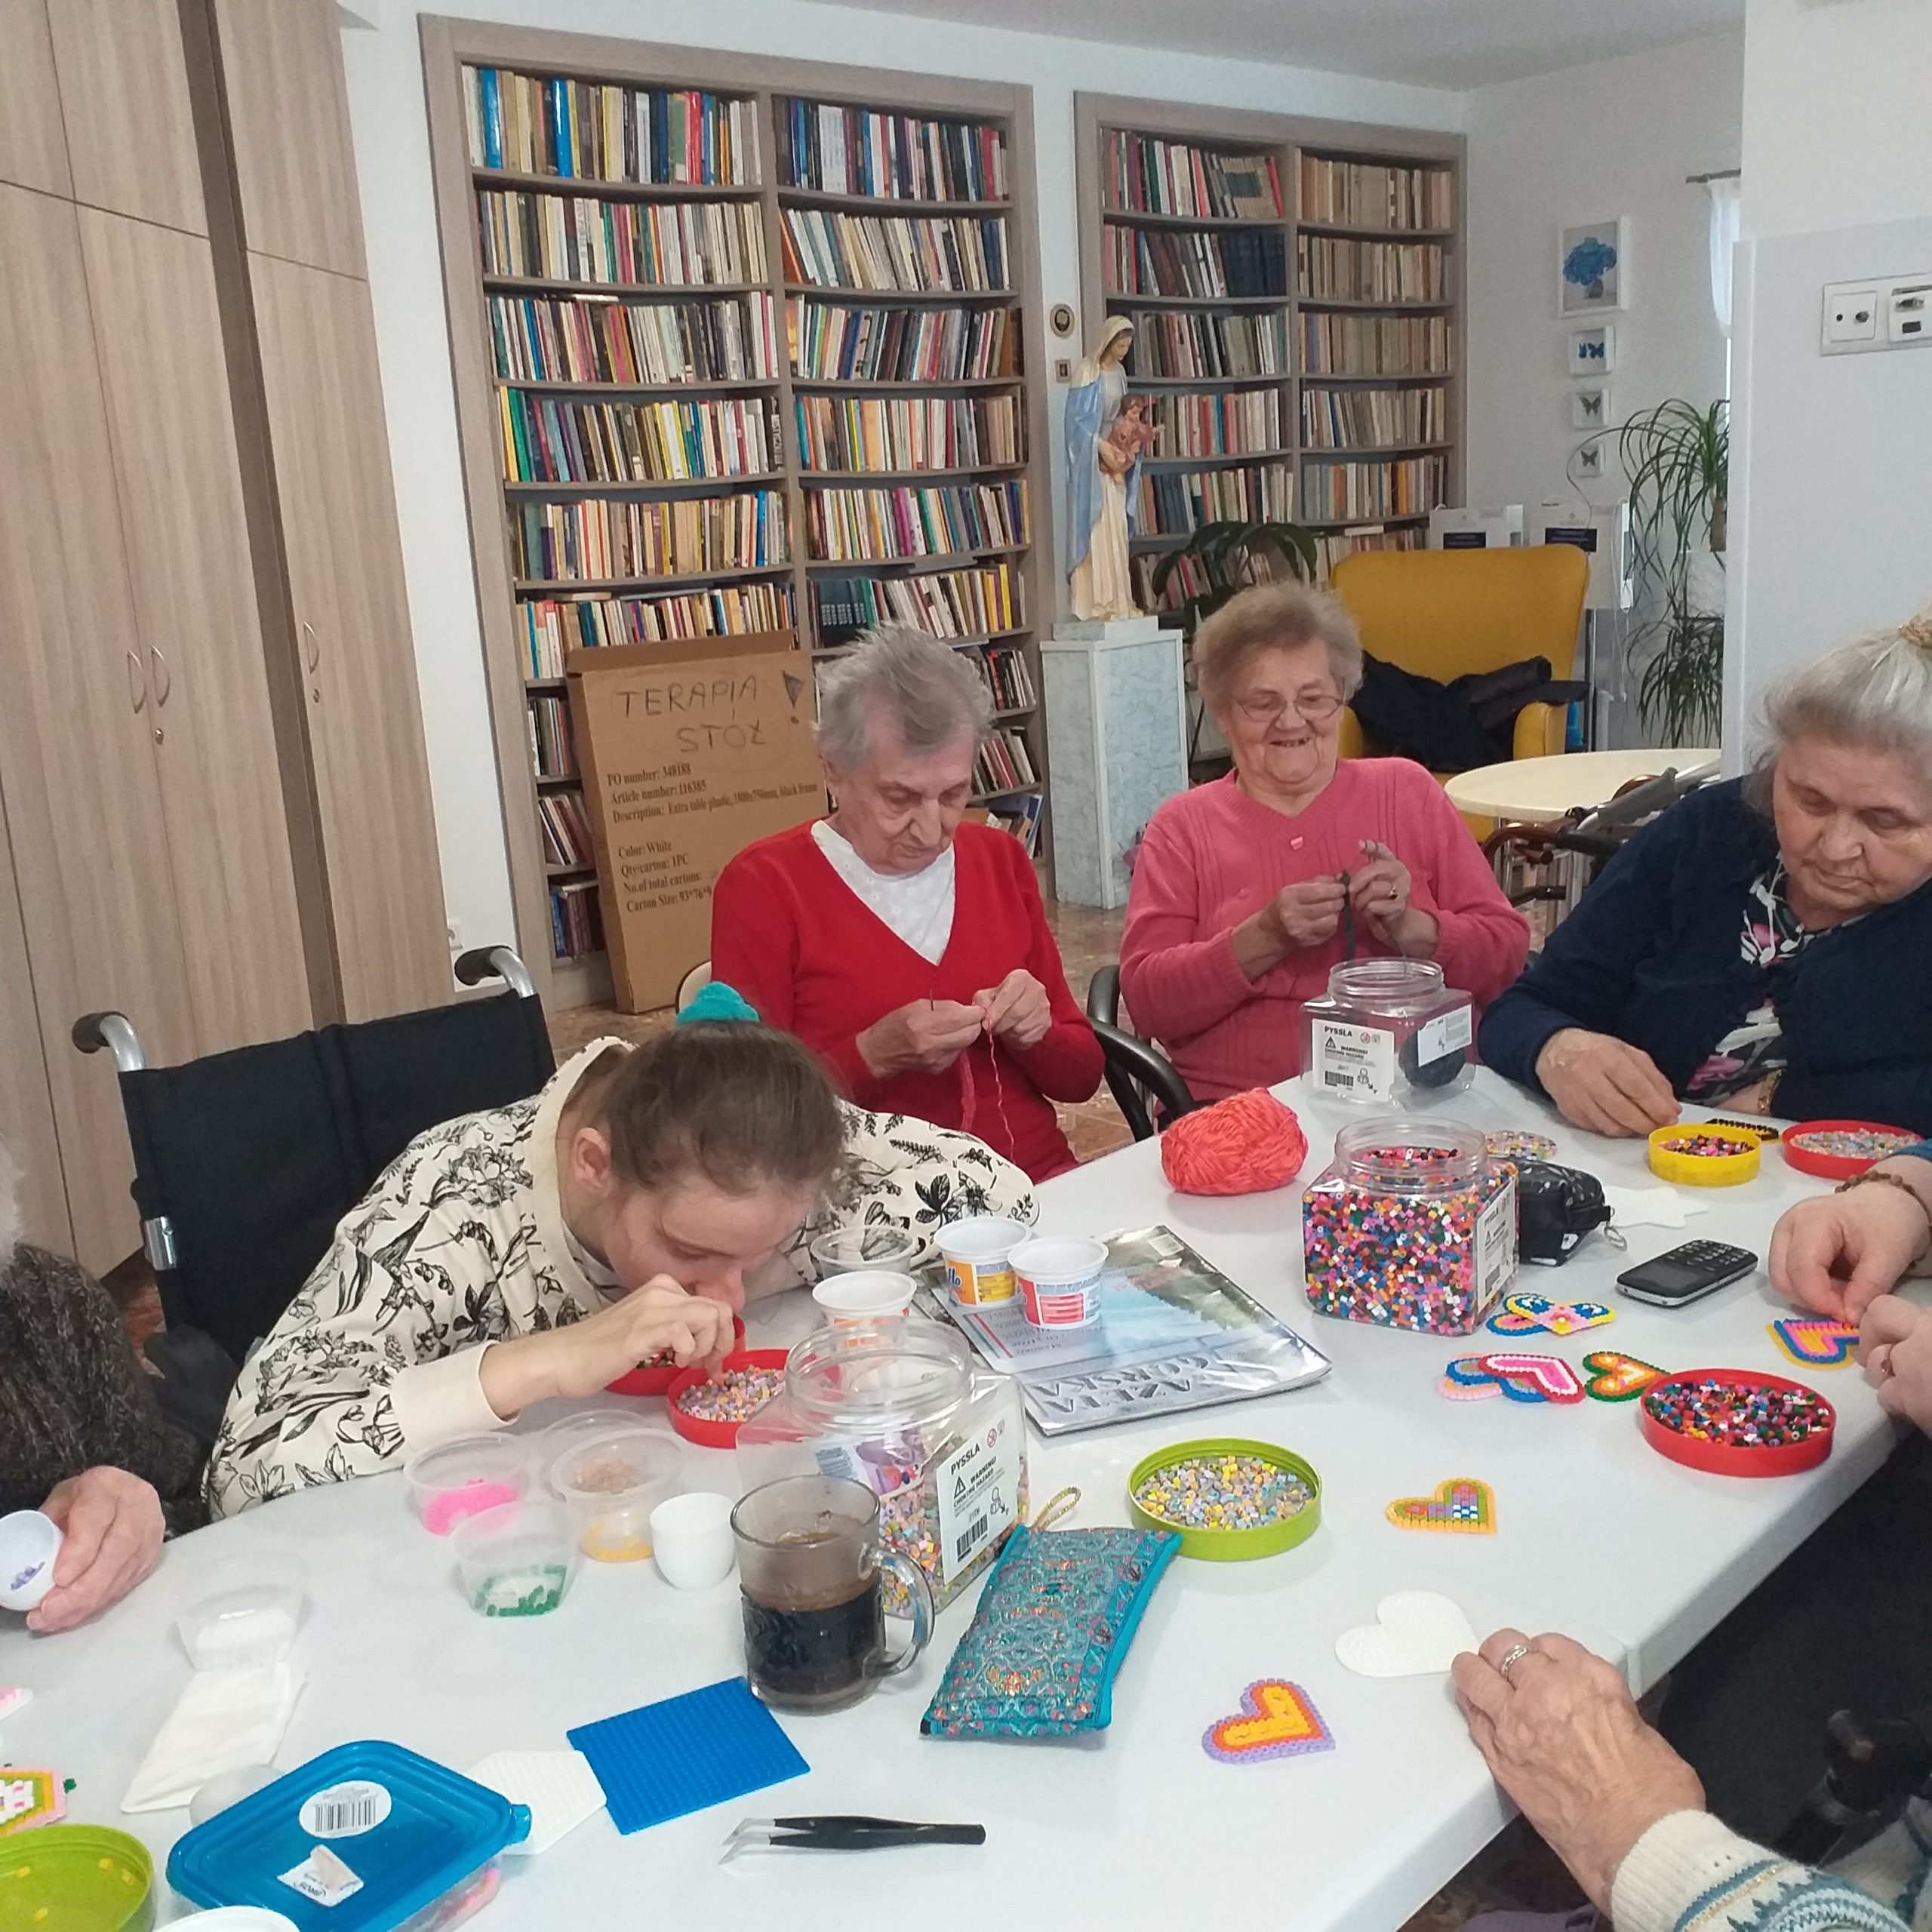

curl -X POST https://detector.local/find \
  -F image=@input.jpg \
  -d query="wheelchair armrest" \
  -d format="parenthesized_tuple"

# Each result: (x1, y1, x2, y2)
(454, 946, 537, 999)
(71, 1011, 149, 1072)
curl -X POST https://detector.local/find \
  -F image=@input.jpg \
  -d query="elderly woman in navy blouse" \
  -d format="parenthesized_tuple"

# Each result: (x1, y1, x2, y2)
(1480, 610, 1932, 1137)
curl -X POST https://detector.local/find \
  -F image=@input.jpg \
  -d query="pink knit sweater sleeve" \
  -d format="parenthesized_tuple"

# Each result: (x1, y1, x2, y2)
(1401, 774, 1532, 1004)
(1119, 798, 1256, 1043)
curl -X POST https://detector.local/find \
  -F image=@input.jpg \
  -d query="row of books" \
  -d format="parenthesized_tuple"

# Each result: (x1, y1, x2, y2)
(780, 211, 1009, 294)
(488, 291, 777, 385)
(975, 728, 1038, 795)
(1101, 132, 1283, 221)
(1300, 454, 1447, 521)
(498, 389, 777, 484)
(811, 559, 1023, 643)
(1299, 155, 1453, 232)
(1297, 237, 1447, 304)
(788, 299, 1019, 383)
(777, 100, 1006, 203)
(511, 489, 790, 582)
(978, 643, 1035, 710)
(1311, 522, 1425, 577)
(518, 582, 795, 678)
(550, 880, 604, 961)
(1134, 462, 1294, 537)
(1104, 227, 1287, 300)
(1300, 384, 1447, 450)
(1146, 386, 1288, 458)
(463, 67, 758, 186)
(528, 694, 577, 777)
(476, 189, 766, 288)
(804, 480, 1029, 564)
(980, 790, 1043, 854)
(537, 789, 597, 869)
(795, 393, 1022, 473)
(1124, 309, 1290, 380)
(1301, 312, 1452, 376)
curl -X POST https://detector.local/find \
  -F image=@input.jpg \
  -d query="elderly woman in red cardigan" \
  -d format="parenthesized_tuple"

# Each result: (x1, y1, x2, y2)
(711, 627, 1102, 1181)
(1121, 580, 1530, 1102)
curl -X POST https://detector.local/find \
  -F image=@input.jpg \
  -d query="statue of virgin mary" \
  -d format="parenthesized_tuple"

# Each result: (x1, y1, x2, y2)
(1063, 316, 1144, 622)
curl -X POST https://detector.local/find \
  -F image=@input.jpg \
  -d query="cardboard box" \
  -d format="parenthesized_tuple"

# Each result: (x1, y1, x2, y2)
(567, 632, 823, 1012)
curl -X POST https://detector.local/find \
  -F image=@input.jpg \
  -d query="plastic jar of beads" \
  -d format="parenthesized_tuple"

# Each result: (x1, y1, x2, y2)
(1299, 959, 1475, 1105)
(736, 1321, 1026, 1611)
(1302, 1118, 1518, 1334)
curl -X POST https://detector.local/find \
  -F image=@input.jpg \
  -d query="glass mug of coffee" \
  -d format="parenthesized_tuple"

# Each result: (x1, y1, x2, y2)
(731, 1475, 934, 1713)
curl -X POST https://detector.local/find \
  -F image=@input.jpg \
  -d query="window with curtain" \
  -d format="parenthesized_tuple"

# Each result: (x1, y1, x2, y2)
(1706, 175, 1741, 337)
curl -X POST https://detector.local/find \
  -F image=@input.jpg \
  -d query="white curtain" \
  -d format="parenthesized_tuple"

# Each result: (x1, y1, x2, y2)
(1706, 176, 1742, 337)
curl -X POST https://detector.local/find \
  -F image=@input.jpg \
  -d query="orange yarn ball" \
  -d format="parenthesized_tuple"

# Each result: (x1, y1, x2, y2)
(1161, 1088, 1310, 1195)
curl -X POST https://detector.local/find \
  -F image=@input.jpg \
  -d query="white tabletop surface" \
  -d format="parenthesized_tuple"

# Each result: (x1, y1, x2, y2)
(2, 1072, 1912, 1932)
(1444, 748, 1721, 822)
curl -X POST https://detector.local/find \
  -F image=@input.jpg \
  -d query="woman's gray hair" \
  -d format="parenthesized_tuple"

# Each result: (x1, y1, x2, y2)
(1758, 605, 1932, 795)
(0, 1137, 22, 1274)
(1192, 580, 1364, 714)
(816, 625, 994, 770)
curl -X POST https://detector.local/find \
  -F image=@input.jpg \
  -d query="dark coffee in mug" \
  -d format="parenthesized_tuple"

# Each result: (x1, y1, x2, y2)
(740, 1572, 884, 1709)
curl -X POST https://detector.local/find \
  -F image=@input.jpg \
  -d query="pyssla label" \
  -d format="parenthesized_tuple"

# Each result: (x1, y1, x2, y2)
(937, 1413, 1022, 1582)
(1312, 1020, 1396, 1100)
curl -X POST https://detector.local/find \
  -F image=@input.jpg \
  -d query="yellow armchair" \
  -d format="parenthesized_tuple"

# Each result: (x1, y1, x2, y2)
(1330, 546, 1589, 769)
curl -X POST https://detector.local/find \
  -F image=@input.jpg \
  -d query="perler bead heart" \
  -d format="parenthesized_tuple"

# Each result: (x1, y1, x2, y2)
(1445, 1352, 1584, 1404)
(1581, 1351, 1667, 1402)
(0, 1768, 64, 1834)
(1386, 1477, 1495, 1534)
(1487, 1292, 1615, 1338)
(1437, 1371, 1500, 1401)
(1202, 1680, 1335, 1763)
(1769, 1319, 1860, 1367)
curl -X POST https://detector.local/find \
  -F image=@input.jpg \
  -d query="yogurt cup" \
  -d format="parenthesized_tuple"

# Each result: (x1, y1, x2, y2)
(0, 1509, 63, 1611)
(939, 1216, 1029, 1306)
(1011, 1237, 1109, 1328)
(812, 1269, 916, 1327)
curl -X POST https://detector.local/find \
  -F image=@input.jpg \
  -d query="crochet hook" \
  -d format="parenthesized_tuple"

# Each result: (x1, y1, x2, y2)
(721, 1816, 987, 1861)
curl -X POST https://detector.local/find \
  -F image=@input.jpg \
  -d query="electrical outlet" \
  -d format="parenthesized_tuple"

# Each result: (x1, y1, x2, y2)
(1822, 274, 1932, 353)
(1889, 281, 1931, 344)
(1824, 285, 1879, 345)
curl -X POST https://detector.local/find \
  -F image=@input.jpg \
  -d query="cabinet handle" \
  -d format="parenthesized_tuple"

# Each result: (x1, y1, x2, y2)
(150, 647, 172, 708)
(301, 619, 320, 674)
(126, 650, 147, 715)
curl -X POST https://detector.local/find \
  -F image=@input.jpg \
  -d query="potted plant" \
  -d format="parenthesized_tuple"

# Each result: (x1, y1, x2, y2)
(1617, 398, 1727, 743)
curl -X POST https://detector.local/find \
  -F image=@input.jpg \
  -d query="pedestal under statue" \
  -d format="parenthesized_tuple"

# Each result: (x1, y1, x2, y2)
(1063, 317, 1152, 622)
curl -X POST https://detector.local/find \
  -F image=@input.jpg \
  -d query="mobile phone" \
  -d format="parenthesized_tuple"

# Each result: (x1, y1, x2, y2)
(1617, 1240, 1758, 1306)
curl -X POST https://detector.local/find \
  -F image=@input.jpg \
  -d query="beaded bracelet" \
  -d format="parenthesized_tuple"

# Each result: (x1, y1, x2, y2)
(1836, 1168, 1932, 1252)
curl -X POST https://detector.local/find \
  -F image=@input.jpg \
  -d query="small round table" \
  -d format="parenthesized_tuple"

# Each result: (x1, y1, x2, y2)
(1444, 747, 1721, 825)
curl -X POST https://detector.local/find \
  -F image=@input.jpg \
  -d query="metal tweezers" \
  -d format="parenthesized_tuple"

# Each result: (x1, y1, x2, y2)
(721, 1815, 987, 1861)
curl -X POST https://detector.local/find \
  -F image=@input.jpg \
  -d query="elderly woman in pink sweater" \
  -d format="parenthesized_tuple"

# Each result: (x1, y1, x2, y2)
(1121, 581, 1529, 1100)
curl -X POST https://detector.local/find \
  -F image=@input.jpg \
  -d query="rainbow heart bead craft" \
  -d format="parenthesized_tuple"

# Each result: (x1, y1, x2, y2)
(1487, 1292, 1615, 1338)
(1386, 1477, 1495, 1534)
(1582, 1352, 1667, 1402)
(1768, 1319, 1860, 1368)
(1444, 1352, 1585, 1404)
(1437, 1372, 1500, 1401)
(1202, 1680, 1335, 1762)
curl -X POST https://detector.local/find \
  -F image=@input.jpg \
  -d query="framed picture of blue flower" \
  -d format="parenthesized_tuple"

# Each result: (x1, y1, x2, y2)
(1558, 217, 1628, 316)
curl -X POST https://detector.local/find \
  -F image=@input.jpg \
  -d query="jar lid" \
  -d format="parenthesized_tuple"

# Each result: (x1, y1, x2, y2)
(1325, 957, 1448, 1009)
(1334, 1116, 1487, 1192)
(781, 1320, 972, 1432)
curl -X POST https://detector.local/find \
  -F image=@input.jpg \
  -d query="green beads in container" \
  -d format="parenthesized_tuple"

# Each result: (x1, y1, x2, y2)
(1127, 1438, 1321, 1561)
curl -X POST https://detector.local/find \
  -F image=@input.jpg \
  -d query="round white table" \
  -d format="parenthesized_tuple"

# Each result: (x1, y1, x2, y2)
(2, 1072, 1911, 1931)
(1445, 748, 1721, 824)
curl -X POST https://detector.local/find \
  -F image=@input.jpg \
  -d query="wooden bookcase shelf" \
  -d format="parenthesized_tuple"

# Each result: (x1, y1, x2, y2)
(1075, 94, 1465, 596)
(426, 23, 1053, 1005)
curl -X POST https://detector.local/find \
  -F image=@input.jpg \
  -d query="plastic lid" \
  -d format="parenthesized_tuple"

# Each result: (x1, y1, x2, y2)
(1334, 1116, 1486, 1193)
(166, 1741, 531, 1932)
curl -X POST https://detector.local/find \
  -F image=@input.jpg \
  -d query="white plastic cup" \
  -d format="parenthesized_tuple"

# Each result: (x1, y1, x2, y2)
(939, 1216, 1030, 1306)
(1011, 1237, 1109, 1328)
(649, 1491, 737, 1591)
(812, 1269, 915, 1327)
(0, 1509, 63, 1611)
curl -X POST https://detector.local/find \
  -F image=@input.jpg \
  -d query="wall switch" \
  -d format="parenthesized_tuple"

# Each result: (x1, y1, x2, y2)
(1822, 274, 1932, 354)
(1054, 358, 1072, 383)
(446, 921, 462, 958)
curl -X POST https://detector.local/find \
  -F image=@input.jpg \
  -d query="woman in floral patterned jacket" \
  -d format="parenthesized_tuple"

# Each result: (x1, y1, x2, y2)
(208, 1017, 1032, 1517)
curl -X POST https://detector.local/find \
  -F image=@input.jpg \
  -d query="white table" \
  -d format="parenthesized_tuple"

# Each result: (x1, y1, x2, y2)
(1444, 748, 1721, 824)
(2, 1073, 1910, 1931)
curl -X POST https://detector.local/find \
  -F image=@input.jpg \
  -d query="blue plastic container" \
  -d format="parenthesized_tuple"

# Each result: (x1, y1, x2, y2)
(167, 1742, 531, 1932)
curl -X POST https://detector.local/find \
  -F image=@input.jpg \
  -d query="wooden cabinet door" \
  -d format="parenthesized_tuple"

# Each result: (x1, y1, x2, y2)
(0, 186, 197, 1272)
(211, 0, 365, 277)
(77, 208, 312, 1052)
(248, 251, 451, 1019)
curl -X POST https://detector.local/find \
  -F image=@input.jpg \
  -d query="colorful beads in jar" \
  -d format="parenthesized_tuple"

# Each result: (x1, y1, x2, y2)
(1302, 1118, 1519, 1334)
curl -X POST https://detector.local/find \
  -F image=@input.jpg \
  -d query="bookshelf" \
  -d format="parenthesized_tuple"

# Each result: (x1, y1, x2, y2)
(1074, 96, 1465, 606)
(424, 26, 1052, 1008)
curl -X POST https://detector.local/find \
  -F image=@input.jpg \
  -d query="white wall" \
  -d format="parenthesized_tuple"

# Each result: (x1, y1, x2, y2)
(1722, 0, 1932, 755)
(336, 0, 1461, 955)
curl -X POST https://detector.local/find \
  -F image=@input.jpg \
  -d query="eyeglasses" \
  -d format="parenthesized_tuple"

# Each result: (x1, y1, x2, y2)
(1232, 691, 1346, 725)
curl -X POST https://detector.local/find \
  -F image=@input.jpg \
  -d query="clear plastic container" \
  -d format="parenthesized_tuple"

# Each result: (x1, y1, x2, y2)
(451, 1498, 580, 1617)
(177, 1554, 308, 1669)
(808, 1224, 921, 1278)
(402, 1435, 530, 1537)
(736, 1321, 1026, 1611)
(1299, 958, 1475, 1105)
(549, 1426, 686, 1562)
(1302, 1118, 1518, 1334)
